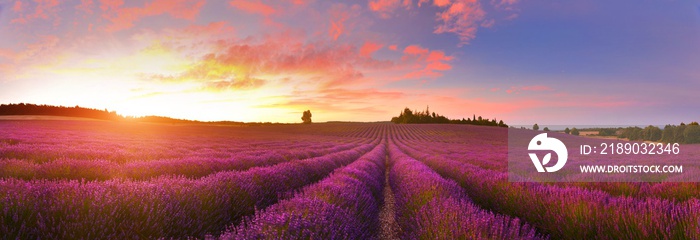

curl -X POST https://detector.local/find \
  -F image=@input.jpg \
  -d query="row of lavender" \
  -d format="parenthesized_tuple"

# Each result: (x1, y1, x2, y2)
(400, 136, 700, 201)
(393, 129, 700, 239)
(386, 140, 543, 239)
(0, 142, 364, 180)
(0, 121, 370, 164)
(393, 123, 700, 201)
(218, 141, 387, 239)
(0, 140, 377, 239)
(210, 138, 541, 239)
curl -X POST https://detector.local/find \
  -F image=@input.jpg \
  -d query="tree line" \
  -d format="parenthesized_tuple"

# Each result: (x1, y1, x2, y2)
(390, 107, 507, 127)
(609, 122, 700, 144)
(0, 103, 122, 120)
(532, 124, 581, 136)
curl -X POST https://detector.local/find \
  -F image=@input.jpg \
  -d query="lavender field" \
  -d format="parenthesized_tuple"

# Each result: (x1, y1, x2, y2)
(1, 120, 698, 239)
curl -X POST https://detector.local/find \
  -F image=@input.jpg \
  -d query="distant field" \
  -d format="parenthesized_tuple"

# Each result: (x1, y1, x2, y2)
(0, 121, 698, 239)
(0, 115, 106, 121)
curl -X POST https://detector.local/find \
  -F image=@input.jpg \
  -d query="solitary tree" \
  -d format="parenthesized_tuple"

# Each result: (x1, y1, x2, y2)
(564, 127, 571, 134)
(543, 127, 550, 131)
(533, 123, 539, 131)
(301, 110, 312, 124)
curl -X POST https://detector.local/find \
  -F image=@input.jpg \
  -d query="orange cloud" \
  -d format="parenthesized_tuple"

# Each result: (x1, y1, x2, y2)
(143, 32, 393, 91)
(360, 42, 383, 57)
(388, 45, 398, 51)
(229, 0, 276, 16)
(433, 0, 450, 7)
(102, 0, 206, 32)
(203, 78, 266, 91)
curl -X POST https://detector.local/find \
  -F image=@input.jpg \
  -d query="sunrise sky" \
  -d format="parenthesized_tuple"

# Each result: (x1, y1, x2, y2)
(0, 0, 698, 124)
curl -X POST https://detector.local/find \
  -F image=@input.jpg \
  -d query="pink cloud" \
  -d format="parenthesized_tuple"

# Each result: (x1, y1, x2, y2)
(506, 13, 519, 20)
(99, 0, 123, 11)
(403, 45, 429, 56)
(480, 18, 495, 28)
(367, 0, 498, 45)
(11, 0, 61, 25)
(368, 0, 402, 18)
(15, 35, 60, 62)
(319, 88, 405, 101)
(388, 45, 398, 51)
(76, 0, 94, 14)
(492, 0, 519, 10)
(0, 35, 60, 76)
(102, 0, 206, 32)
(360, 41, 384, 57)
(505, 85, 554, 94)
(328, 4, 360, 41)
(400, 45, 453, 79)
(229, 0, 276, 16)
(289, 0, 308, 5)
(0, 49, 16, 61)
(521, 85, 552, 91)
(434, 0, 486, 45)
(182, 21, 235, 36)
(12, 1, 22, 12)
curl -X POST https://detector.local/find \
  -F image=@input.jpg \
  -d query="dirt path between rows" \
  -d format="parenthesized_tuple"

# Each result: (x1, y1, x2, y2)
(379, 156, 399, 240)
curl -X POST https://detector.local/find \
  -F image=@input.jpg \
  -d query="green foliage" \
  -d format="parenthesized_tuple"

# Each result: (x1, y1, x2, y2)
(564, 128, 570, 134)
(543, 127, 550, 131)
(570, 128, 580, 136)
(533, 124, 539, 131)
(608, 123, 700, 144)
(683, 125, 700, 143)
(598, 128, 617, 136)
(642, 125, 662, 141)
(390, 107, 507, 127)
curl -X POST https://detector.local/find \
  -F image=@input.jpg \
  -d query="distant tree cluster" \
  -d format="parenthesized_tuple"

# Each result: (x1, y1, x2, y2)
(554, 127, 579, 135)
(616, 122, 700, 143)
(390, 107, 507, 127)
(0, 103, 121, 120)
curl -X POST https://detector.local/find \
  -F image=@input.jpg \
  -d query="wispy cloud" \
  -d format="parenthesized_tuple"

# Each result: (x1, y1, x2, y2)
(101, 0, 206, 32)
